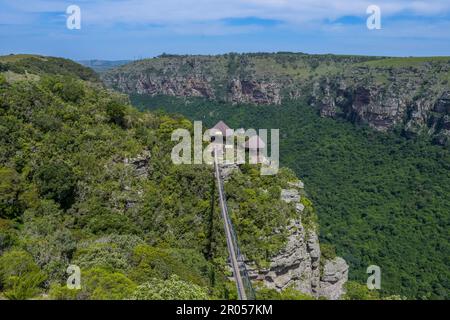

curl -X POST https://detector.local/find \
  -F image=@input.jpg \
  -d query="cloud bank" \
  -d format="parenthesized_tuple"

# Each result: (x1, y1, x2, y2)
(4, 0, 450, 27)
(1, 0, 450, 59)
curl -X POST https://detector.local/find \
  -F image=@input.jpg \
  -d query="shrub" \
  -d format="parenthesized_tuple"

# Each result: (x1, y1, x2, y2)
(34, 161, 76, 209)
(0, 167, 22, 219)
(342, 281, 380, 300)
(72, 235, 144, 272)
(129, 245, 209, 287)
(59, 79, 84, 103)
(132, 275, 209, 300)
(80, 268, 136, 300)
(19, 205, 76, 282)
(320, 243, 337, 261)
(106, 101, 127, 128)
(85, 212, 141, 235)
(48, 283, 80, 300)
(42, 76, 85, 103)
(0, 73, 6, 85)
(0, 219, 18, 253)
(0, 249, 47, 299)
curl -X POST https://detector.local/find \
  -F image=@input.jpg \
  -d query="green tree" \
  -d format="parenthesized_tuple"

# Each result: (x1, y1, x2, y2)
(132, 275, 209, 300)
(19, 203, 76, 281)
(42, 76, 85, 103)
(343, 281, 380, 300)
(106, 101, 127, 128)
(0, 249, 47, 300)
(0, 219, 17, 253)
(0, 167, 22, 219)
(80, 268, 136, 300)
(129, 245, 209, 287)
(72, 235, 144, 272)
(34, 161, 76, 209)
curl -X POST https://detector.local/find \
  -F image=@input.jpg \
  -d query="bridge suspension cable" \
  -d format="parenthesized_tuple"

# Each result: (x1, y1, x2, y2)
(213, 148, 255, 300)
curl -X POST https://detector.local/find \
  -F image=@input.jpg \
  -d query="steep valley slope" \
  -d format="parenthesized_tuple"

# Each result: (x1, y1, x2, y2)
(101, 53, 450, 299)
(103, 53, 450, 148)
(0, 54, 354, 300)
(128, 94, 450, 299)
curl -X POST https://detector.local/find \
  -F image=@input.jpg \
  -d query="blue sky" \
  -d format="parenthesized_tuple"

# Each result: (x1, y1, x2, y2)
(1, 0, 450, 60)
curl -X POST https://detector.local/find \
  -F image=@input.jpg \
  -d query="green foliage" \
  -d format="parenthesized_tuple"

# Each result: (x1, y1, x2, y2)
(48, 283, 80, 300)
(83, 211, 141, 235)
(132, 275, 209, 300)
(129, 245, 210, 287)
(42, 76, 85, 103)
(79, 267, 136, 300)
(0, 249, 46, 299)
(0, 219, 18, 252)
(224, 168, 299, 267)
(0, 56, 330, 300)
(343, 281, 380, 300)
(106, 100, 127, 128)
(34, 161, 76, 209)
(19, 203, 76, 281)
(72, 235, 144, 272)
(0, 167, 22, 218)
(299, 197, 318, 234)
(256, 285, 315, 300)
(0, 55, 99, 82)
(3, 272, 47, 300)
(135, 94, 450, 299)
(320, 243, 337, 261)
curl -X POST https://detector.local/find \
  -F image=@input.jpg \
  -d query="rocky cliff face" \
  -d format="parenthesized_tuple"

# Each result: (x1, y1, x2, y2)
(102, 54, 450, 147)
(310, 62, 450, 146)
(102, 53, 368, 106)
(247, 181, 348, 300)
(220, 163, 348, 299)
(229, 79, 282, 105)
(104, 70, 282, 105)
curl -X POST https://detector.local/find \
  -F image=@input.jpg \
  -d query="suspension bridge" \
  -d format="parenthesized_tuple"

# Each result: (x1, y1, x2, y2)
(213, 148, 255, 300)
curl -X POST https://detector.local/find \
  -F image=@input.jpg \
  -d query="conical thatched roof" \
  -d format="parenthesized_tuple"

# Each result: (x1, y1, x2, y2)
(211, 121, 233, 136)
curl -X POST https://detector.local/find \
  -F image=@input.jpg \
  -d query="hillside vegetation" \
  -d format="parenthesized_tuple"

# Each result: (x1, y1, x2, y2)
(132, 94, 450, 299)
(0, 55, 320, 300)
(103, 53, 450, 147)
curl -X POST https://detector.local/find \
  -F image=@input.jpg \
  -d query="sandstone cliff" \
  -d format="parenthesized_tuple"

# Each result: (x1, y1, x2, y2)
(310, 61, 450, 146)
(246, 183, 348, 300)
(102, 53, 450, 147)
(220, 163, 348, 300)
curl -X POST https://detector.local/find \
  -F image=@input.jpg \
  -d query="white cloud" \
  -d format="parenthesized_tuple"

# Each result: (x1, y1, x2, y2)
(5, 0, 450, 22)
(2, 0, 450, 35)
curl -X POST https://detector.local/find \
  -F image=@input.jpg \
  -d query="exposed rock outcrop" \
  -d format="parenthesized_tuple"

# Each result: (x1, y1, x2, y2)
(117, 150, 151, 210)
(102, 54, 450, 147)
(229, 79, 281, 105)
(247, 219, 322, 295)
(310, 68, 450, 147)
(318, 257, 349, 300)
(248, 181, 348, 300)
(112, 74, 215, 99)
(124, 150, 151, 179)
(220, 163, 240, 181)
(280, 189, 301, 203)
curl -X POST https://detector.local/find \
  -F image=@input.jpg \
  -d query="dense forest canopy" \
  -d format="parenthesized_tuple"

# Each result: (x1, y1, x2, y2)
(0, 54, 447, 300)
(132, 94, 450, 299)
(0, 55, 325, 300)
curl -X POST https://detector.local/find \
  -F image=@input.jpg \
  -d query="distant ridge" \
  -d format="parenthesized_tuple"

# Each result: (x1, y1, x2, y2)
(78, 59, 131, 73)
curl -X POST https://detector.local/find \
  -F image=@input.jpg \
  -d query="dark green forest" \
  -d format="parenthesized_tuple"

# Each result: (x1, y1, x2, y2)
(0, 55, 447, 300)
(132, 94, 450, 299)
